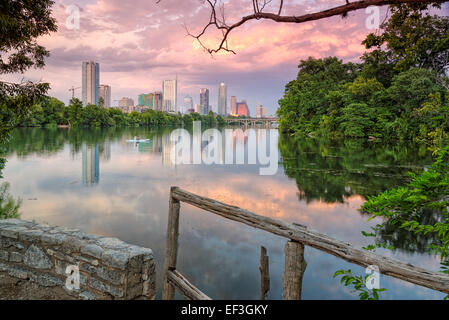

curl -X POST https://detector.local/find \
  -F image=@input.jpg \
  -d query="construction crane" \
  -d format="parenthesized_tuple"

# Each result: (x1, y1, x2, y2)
(69, 86, 81, 99)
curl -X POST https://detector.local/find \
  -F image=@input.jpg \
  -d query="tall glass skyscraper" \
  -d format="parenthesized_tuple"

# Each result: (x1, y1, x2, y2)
(218, 83, 227, 116)
(82, 61, 100, 106)
(163, 79, 178, 113)
(200, 88, 209, 115)
(183, 95, 193, 113)
(99, 84, 111, 108)
(230, 96, 237, 116)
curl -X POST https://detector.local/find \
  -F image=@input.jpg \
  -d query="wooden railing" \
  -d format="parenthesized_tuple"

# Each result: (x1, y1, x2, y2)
(162, 187, 449, 300)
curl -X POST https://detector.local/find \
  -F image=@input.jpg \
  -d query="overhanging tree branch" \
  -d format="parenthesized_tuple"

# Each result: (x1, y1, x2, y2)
(160, 0, 447, 54)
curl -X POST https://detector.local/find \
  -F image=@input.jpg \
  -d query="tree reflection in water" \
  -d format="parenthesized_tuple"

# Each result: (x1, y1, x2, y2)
(279, 133, 442, 256)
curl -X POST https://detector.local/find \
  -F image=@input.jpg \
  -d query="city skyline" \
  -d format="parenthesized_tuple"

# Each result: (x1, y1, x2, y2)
(84, 68, 272, 116)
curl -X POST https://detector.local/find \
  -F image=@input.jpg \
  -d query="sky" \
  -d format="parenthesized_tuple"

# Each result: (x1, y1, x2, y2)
(7, 0, 449, 115)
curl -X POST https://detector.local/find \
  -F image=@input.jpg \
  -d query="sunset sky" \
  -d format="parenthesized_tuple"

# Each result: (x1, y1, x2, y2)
(7, 0, 449, 115)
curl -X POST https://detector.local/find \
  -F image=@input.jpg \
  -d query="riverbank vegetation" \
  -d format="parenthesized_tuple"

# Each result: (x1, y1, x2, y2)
(277, 4, 449, 148)
(16, 98, 226, 129)
(0, 182, 21, 220)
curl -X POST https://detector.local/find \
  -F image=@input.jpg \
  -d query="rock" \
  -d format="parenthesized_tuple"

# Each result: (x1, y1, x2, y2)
(81, 244, 104, 259)
(19, 229, 44, 242)
(79, 291, 96, 300)
(24, 245, 52, 269)
(102, 250, 129, 270)
(9, 252, 22, 263)
(0, 250, 8, 261)
(96, 266, 125, 285)
(8, 267, 28, 279)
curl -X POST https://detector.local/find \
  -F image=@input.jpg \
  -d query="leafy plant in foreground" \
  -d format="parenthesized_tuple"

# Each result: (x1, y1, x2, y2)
(0, 182, 21, 220)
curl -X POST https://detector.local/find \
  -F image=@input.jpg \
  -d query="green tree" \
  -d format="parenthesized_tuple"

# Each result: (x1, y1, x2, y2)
(277, 57, 359, 135)
(98, 97, 105, 108)
(0, 182, 21, 220)
(362, 146, 449, 262)
(0, 0, 57, 177)
(67, 98, 83, 126)
(362, 3, 449, 75)
(338, 103, 375, 138)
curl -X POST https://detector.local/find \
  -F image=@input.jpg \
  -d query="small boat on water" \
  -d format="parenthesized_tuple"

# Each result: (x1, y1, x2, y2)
(127, 136, 150, 143)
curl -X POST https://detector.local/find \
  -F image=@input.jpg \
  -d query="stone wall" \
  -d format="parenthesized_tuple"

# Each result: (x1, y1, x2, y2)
(0, 219, 156, 300)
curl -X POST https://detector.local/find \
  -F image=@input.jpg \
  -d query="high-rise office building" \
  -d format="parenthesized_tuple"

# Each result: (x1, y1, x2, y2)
(82, 61, 100, 106)
(230, 96, 237, 116)
(183, 95, 193, 114)
(163, 79, 177, 113)
(119, 97, 134, 107)
(236, 100, 250, 117)
(256, 104, 267, 118)
(138, 93, 153, 107)
(194, 104, 199, 113)
(154, 91, 163, 111)
(218, 83, 227, 116)
(200, 88, 209, 115)
(99, 85, 111, 108)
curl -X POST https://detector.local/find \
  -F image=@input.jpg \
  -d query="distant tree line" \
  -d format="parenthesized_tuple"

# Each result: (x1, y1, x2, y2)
(16, 97, 226, 128)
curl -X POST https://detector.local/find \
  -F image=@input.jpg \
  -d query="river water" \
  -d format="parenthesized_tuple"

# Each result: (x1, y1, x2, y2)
(2, 127, 445, 299)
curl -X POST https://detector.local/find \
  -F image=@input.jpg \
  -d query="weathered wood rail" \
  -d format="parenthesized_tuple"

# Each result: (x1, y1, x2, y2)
(162, 186, 449, 300)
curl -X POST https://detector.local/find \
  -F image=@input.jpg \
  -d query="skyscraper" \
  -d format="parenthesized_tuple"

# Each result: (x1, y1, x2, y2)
(119, 97, 134, 107)
(99, 85, 111, 108)
(82, 61, 100, 106)
(183, 95, 193, 114)
(218, 83, 227, 116)
(230, 96, 237, 116)
(138, 93, 153, 107)
(236, 100, 250, 117)
(200, 88, 209, 115)
(163, 79, 177, 113)
(119, 97, 134, 113)
(256, 104, 267, 118)
(154, 91, 163, 111)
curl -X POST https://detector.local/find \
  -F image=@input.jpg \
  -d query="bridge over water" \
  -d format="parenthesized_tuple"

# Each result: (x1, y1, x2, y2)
(224, 117, 278, 127)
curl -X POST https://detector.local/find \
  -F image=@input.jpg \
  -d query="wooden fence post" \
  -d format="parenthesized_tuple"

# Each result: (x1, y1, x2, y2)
(162, 187, 181, 300)
(260, 246, 270, 300)
(283, 240, 307, 300)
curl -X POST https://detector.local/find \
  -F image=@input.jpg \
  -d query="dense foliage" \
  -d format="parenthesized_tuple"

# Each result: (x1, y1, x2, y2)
(277, 4, 449, 146)
(17, 98, 226, 128)
(362, 146, 449, 260)
(0, 0, 57, 178)
(0, 182, 21, 220)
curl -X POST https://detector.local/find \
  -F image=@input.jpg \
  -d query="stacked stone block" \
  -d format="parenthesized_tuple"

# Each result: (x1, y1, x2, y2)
(0, 219, 156, 300)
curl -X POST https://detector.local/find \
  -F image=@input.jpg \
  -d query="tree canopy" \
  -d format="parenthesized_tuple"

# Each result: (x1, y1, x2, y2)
(0, 0, 57, 177)
(277, 3, 449, 147)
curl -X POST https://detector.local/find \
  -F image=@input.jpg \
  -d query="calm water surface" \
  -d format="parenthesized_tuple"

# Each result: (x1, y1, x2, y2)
(2, 127, 445, 299)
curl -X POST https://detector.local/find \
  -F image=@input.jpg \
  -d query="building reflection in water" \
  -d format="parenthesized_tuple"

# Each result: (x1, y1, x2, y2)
(82, 143, 100, 185)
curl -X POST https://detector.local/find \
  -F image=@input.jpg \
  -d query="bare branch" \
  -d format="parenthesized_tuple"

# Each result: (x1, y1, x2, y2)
(278, 0, 283, 15)
(167, 0, 447, 55)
